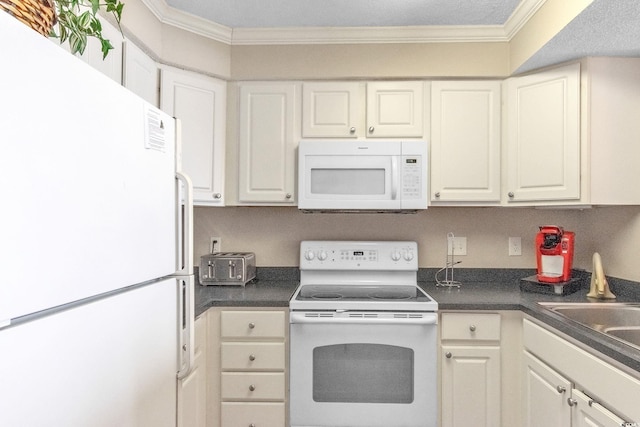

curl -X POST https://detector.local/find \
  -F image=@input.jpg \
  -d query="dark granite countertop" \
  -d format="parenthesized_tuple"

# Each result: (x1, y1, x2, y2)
(195, 267, 640, 374)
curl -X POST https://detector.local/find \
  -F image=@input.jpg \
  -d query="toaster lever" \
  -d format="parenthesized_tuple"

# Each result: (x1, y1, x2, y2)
(229, 260, 236, 279)
(207, 260, 215, 279)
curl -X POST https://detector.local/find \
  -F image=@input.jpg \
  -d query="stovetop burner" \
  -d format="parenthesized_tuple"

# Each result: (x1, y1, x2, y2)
(291, 241, 438, 312)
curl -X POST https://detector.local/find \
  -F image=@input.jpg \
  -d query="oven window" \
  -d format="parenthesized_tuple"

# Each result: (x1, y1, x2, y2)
(312, 343, 414, 403)
(310, 169, 385, 195)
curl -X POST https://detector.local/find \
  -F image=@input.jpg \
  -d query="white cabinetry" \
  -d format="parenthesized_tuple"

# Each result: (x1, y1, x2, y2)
(161, 66, 226, 206)
(440, 313, 502, 427)
(523, 318, 639, 426)
(123, 40, 158, 106)
(237, 82, 299, 204)
(178, 313, 208, 427)
(302, 81, 425, 138)
(209, 308, 288, 427)
(77, 17, 123, 84)
(504, 63, 580, 204)
(430, 81, 501, 204)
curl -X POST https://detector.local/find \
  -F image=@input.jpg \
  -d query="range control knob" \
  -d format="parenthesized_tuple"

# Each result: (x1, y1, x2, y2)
(403, 250, 414, 261)
(304, 250, 315, 261)
(391, 250, 401, 261)
(317, 250, 328, 261)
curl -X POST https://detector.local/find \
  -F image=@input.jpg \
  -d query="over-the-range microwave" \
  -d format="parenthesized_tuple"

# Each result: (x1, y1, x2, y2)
(298, 140, 428, 212)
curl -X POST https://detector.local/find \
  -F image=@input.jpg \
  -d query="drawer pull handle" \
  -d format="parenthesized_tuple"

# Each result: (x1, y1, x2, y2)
(469, 325, 476, 332)
(249, 354, 256, 361)
(445, 352, 452, 359)
(249, 384, 256, 391)
(556, 385, 566, 394)
(248, 322, 256, 329)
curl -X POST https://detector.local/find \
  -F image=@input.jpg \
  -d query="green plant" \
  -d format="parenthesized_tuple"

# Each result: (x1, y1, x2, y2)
(50, 0, 124, 59)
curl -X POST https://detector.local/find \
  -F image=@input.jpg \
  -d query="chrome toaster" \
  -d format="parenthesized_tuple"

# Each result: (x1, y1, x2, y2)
(199, 252, 256, 286)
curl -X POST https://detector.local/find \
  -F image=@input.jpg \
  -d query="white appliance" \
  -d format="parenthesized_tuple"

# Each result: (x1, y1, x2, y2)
(0, 14, 194, 426)
(298, 139, 428, 211)
(290, 241, 438, 427)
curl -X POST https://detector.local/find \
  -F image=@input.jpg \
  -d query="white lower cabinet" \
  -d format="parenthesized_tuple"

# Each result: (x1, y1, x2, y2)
(178, 312, 208, 427)
(209, 308, 288, 427)
(523, 318, 638, 426)
(440, 312, 502, 427)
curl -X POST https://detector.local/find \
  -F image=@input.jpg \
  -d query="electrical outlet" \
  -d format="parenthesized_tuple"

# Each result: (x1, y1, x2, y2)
(509, 237, 522, 256)
(447, 236, 467, 256)
(210, 236, 221, 253)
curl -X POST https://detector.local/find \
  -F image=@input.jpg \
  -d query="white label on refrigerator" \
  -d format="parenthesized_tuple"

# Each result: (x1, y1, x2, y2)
(144, 105, 166, 152)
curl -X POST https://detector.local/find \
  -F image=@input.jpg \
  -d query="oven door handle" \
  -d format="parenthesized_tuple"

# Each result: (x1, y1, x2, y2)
(290, 312, 438, 325)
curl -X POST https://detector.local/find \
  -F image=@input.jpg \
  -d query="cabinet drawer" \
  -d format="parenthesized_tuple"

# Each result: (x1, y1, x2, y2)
(221, 311, 285, 339)
(221, 342, 285, 371)
(441, 313, 501, 341)
(221, 402, 285, 426)
(221, 372, 285, 401)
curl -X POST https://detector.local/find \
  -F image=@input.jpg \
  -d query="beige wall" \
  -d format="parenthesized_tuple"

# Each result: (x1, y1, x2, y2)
(230, 42, 510, 80)
(194, 206, 640, 282)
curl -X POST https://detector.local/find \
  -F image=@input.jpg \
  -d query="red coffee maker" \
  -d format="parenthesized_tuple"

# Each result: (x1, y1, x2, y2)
(535, 225, 575, 283)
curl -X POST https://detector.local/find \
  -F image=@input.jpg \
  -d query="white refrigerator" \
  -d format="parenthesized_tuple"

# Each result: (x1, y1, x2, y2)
(0, 12, 194, 426)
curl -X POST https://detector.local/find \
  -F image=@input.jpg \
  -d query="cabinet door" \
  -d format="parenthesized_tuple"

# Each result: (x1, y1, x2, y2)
(177, 315, 207, 427)
(505, 63, 580, 203)
(238, 83, 297, 204)
(78, 17, 123, 84)
(522, 351, 571, 427)
(431, 81, 501, 203)
(571, 389, 626, 427)
(366, 81, 425, 137)
(161, 67, 226, 206)
(302, 82, 364, 137)
(123, 40, 158, 107)
(441, 345, 501, 427)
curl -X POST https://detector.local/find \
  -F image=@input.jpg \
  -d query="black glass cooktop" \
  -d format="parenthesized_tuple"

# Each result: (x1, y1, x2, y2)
(295, 284, 433, 303)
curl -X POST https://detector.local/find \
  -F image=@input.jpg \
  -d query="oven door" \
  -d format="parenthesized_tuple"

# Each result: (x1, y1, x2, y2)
(289, 311, 438, 427)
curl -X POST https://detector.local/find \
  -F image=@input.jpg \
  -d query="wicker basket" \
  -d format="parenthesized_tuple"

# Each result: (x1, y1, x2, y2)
(0, 0, 57, 36)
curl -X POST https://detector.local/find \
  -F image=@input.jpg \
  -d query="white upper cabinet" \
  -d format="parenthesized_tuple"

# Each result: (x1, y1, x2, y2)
(237, 82, 299, 204)
(302, 82, 364, 138)
(430, 81, 501, 204)
(366, 81, 425, 137)
(302, 81, 425, 138)
(582, 57, 640, 205)
(77, 18, 124, 84)
(123, 40, 158, 107)
(504, 63, 581, 204)
(160, 66, 226, 206)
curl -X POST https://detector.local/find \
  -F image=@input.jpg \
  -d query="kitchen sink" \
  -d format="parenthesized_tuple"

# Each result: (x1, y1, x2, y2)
(539, 302, 640, 350)
(604, 327, 640, 348)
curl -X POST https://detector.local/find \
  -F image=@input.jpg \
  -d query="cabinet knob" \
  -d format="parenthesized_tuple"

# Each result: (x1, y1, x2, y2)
(350, 127, 356, 134)
(249, 354, 256, 361)
(249, 384, 256, 391)
(285, 193, 292, 199)
(567, 397, 577, 407)
(248, 322, 255, 329)
(368, 126, 375, 133)
(556, 385, 566, 394)
(445, 352, 452, 359)
(435, 192, 440, 198)
(469, 325, 476, 332)
(250, 424, 256, 427)
(508, 192, 515, 198)
(214, 193, 222, 199)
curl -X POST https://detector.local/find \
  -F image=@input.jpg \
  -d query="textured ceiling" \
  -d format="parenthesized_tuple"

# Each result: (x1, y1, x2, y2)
(517, 0, 640, 73)
(166, 0, 522, 28)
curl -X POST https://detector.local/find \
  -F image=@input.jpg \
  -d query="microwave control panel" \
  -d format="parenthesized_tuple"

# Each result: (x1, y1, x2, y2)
(401, 155, 422, 199)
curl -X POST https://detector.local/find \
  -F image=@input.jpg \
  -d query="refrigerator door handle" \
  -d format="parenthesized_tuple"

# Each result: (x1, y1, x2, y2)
(175, 171, 193, 276)
(177, 275, 195, 379)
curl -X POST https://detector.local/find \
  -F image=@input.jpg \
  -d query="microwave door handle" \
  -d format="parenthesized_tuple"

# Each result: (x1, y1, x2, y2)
(391, 157, 398, 200)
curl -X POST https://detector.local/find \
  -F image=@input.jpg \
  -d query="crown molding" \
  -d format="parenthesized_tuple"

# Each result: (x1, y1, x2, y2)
(140, 0, 546, 46)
